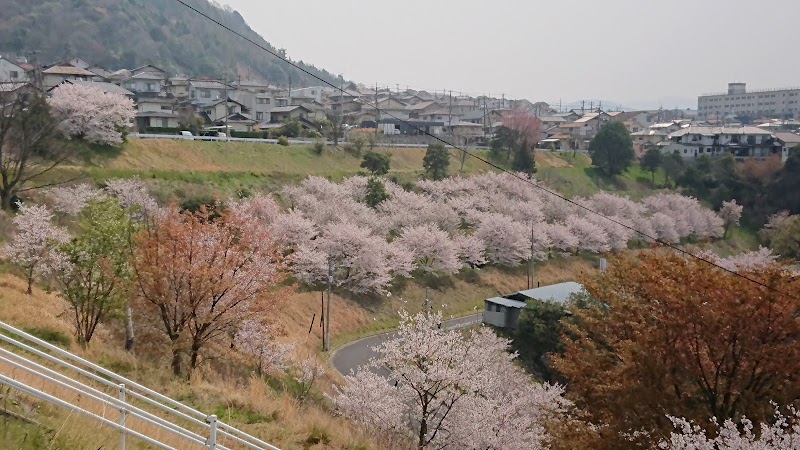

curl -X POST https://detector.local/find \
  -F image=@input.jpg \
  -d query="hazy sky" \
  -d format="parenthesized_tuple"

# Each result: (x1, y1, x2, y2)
(215, 0, 799, 108)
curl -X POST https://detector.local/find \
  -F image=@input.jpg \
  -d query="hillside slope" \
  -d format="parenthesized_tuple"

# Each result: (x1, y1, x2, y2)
(0, 0, 337, 86)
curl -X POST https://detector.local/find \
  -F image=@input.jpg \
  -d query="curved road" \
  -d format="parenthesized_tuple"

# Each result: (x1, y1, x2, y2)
(330, 314, 482, 377)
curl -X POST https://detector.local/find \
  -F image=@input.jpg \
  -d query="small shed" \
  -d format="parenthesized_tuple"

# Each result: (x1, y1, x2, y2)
(482, 297, 527, 330)
(508, 282, 585, 304)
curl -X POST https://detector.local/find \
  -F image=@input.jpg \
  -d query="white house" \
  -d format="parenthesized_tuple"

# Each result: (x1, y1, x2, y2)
(42, 65, 96, 89)
(0, 57, 28, 83)
(774, 132, 800, 162)
(661, 126, 777, 159)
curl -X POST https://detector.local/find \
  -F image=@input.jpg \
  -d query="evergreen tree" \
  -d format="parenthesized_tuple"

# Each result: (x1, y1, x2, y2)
(641, 148, 663, 184)
(588, 122, 635, 176)
(364, 177, 389, 208)
(423, 143, 450, 180)
(512, 140, 536, 177)
(361, 151, 391, 176)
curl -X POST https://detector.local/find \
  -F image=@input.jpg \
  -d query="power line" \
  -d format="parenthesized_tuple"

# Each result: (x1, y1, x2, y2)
(171, 0, 798, 301)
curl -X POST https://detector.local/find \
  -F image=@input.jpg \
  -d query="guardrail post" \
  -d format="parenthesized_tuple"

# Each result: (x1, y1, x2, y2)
(207, 414, 217, 449)
(118, 383, 127, 450)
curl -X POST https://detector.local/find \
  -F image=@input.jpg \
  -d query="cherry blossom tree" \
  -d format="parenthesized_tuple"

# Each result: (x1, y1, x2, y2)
(1, 203, 69, 294)
(295, 355, 326, 400)
(48, 83, 135, 145)
(46, 184, 103, 216)
(719, 200, 743, 238)
(501, 109, 543, 145)
(270, 211, 318, 246)
(234, 319, 295, 376)
(452, 234, 486, 267)
(699, 247, 779, 273)
(396, 224, 462, 274)
(567, 215, 611, 254)
(651, 212, 681, 243)
(475, 213, 531, 266)
(105, 177, 160, 221)
(334, 311, 566, 450)
(291, 221, 407, 294)
(545, 222, 580, 253)
(660, 406, 800, 450)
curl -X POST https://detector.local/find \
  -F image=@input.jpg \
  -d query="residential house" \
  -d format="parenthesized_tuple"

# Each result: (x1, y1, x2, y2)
(131, 64, 168, 80)
(120, 72, 166, 97)
(661, 126, 776, 159)
(41, 65, 96, 89)
(57, 79, 134, 98)
(374, 97, 411, 120)
(0, 57, 28, 83)
(450, 121, 485, 144)
(193, 97, 248, 123)
(0, 82, 38, 103)
(300, 100, 327, 122)
(67, 58, 91, 70)
(461, 109, 488, 125)
(269, 105, 310, 123)
(773, 132, 800, 162)
(650, 121, 686, 134)
(378, 118, 444, 136)
(418, 110, 463, 126)
(290, 86, 326, 103)
(609, 110, 650, 129)
(554, 111, 581, 122)
(167, 75, 190, 98)
(86, 65, 112, 80)
(631, 129, 668, 156)
(215, 112, 257, 132)
(410, 101, 446, 119)
(188, 79, 231, 101)
(539, 115, 567, 130)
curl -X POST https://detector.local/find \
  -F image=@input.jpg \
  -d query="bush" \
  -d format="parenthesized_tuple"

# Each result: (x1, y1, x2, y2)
(313, 140, 326, 155)
(230, 130, 267, 139)
(277, 136, 290, 146)
(343, 143, 359, 157)
(144, 126, 182, 135)
(22, 327, 71, 347)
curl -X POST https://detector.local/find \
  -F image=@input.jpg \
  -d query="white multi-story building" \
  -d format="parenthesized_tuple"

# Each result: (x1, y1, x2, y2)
(660, 126, 785, 160)
(698, 83, 800, 120)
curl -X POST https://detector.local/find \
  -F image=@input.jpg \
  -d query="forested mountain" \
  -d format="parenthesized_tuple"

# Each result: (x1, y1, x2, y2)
(0, 0, 339, 86)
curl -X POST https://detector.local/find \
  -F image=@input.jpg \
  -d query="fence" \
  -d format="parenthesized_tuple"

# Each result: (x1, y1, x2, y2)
(130, 133, 489, 150)
(0, 320, 280, 450)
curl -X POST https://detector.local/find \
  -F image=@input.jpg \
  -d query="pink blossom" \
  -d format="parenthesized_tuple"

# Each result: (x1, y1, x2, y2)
(334, 311, 566, 449)
(396, 224, 462, 274)
(475, 213, 531, 266)
(104, 177, 160, 220)
(453, 233, 487, 267)
(1, 203, 69, 293)
(46, 184, 103, 216)
(567, 215, 611, 253)
(235, 319, 295, 374)
(49, 83, 135, 145)
(270, 211, 318, 246)
(661, 406, 800, 450)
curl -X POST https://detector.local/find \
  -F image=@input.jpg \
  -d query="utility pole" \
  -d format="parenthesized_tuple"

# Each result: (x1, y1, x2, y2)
(502, 93, 505, 109)
(424, 287, 431, 312)
(323, 258, 333, 351)
(448, 90, 453, 129)
(223, 73, 229, 142)
(287, 75, 292, 105)
(528, 223, 536, 290)
(581, 100, 585, 114)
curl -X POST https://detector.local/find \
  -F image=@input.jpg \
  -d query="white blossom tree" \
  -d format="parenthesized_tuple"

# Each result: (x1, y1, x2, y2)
(49, 83, 135, 145)
(396, 224, 462, 274)
(1, 203, 69, 294)
(660, 406, 800, 450)
(46, 183, 103, 216)
(104, 177, 160, 221)
(719, 200, 744, 238)
(334, 311, 566, 450)
(234, 319, 295, 375)
(475, 213, 531, 266)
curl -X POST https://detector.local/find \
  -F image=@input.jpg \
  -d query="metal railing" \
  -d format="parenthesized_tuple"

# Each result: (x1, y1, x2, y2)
(0, 320, 280, 450)
(130, 133, 489, 149)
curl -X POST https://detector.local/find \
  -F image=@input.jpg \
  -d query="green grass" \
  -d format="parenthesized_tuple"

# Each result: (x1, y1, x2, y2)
(537, 158, 663, 199)
(21, 327, 71, 347)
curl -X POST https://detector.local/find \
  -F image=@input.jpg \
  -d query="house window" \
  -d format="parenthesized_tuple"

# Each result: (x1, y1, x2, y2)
(256, 112, 263, 120)
(10, 70, 19, 79)
(161, 118, 168, 128)
(190, 90, 196, 98)
(683, 149, 687, 153)
(201, 90, 210, 98)
(161, 105, 171, 110)
(147, 83, 156, 91)
(130, 82, 137, 89)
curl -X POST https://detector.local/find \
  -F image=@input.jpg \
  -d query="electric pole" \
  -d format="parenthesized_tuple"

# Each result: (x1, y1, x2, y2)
(323, 258, 333, 351)
(223, 73, 229, 142)
(448, 90, 453, 129)
(528, 223, 536, 290)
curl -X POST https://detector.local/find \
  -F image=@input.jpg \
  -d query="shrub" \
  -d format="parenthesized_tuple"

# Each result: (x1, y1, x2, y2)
(312, 140, 326, 155)
(22, 327, 71, 347)
(277, 136, 290, 146)
(144, 126, 182, 135)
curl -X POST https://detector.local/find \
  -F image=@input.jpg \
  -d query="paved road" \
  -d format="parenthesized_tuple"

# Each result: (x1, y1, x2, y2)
(330, 314, 482, 377)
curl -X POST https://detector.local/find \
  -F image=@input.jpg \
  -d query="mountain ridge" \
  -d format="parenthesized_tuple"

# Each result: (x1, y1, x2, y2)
(0, 0, 338, 87)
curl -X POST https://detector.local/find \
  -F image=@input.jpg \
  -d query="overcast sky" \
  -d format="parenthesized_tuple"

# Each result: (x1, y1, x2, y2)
(216, 0, 799, 109)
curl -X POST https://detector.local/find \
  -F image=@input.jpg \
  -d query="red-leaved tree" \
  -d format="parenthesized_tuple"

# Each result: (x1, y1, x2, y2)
(132, 205, 287, 378)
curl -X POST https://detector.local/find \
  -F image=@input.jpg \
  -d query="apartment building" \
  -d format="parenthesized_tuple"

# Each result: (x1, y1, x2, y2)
(698, 83, 800, 120)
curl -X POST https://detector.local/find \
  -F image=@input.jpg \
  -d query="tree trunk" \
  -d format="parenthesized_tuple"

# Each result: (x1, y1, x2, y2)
(1, 190, 12, 211)
(124, 305, 135, 351)
(188, 339, 202, 380)
(26, 267, 34, 295)
(171, 347, 182, 377)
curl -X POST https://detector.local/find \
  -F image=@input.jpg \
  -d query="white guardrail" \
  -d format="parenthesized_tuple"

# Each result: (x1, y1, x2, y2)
(130, 133, 489, 149)
(0, 320, 280, 450)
